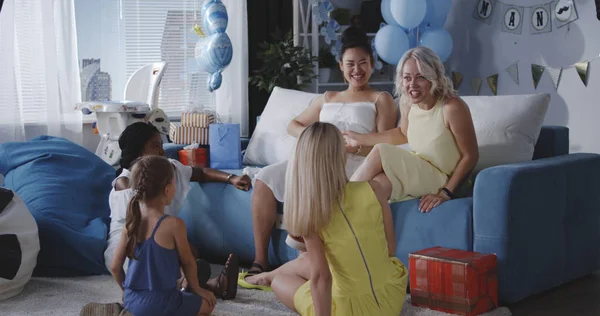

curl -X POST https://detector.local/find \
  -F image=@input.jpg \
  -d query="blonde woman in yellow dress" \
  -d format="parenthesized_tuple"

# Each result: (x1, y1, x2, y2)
(269, 122, 407, 316)
(345, 46, 479, 212)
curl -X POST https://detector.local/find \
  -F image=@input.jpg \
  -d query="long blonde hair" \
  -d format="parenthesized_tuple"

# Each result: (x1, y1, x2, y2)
(284, 122, 348, 237)
(395, 46, 456, 106)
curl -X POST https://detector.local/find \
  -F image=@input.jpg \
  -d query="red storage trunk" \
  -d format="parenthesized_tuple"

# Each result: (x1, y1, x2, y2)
(409, 247, 498, 316)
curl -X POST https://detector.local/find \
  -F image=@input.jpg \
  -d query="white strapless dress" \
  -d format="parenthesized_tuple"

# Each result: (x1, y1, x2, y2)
(256, 102, 377, 202)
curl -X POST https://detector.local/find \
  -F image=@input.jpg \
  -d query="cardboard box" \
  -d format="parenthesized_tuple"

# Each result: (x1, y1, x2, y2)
(409, 247, 498, 316)
(169, 122, 209, 145)
(180, 112, 215, 128)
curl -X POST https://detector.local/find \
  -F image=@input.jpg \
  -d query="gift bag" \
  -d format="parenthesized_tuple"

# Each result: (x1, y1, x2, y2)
(209, 123, 241, 169)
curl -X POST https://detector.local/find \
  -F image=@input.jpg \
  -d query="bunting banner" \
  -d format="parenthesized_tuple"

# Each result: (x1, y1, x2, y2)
(532, 64, 546, 89)
(487, 74, 499, 95)
(546, 67, 562, 90)
(575, 61, 589, 86)
(472, 0, 578, 35)
(452, 71, 464, 90)
(505, 61, 520, 85)
(453, 54, 597, 95)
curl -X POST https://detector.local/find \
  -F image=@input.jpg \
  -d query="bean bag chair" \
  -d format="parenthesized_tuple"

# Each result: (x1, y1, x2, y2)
(0, 135, 115, 276)
(0, 188, 40, 301)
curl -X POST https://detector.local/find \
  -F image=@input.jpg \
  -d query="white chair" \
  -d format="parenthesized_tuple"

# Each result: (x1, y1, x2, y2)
(76, 62, 170, 167)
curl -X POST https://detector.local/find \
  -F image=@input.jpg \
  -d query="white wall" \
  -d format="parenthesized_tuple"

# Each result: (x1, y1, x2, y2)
(445, 0, 600, 154)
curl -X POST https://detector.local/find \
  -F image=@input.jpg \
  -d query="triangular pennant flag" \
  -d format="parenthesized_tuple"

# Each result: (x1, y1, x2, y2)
(487, 74, 498, 95)
(471, 78, 482, 95)
(452, 71, 464, 90)
(575, 61, 589, 86)
(531, 64, 545, 89)
(546, 67, 562, 90)
(505, 61, 520, 85)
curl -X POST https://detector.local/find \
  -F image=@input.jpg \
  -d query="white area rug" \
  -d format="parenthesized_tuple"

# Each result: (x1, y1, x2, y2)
(0, 270, 512, 316)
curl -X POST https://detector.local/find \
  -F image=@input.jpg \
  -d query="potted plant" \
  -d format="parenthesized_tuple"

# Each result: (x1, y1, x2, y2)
(318, 48, 337, 83)
(250, 29, 319, 93)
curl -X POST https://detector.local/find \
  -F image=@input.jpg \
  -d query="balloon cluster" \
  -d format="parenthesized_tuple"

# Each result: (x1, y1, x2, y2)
(375, 0, 453, 65)
(194, 0, 233, 92)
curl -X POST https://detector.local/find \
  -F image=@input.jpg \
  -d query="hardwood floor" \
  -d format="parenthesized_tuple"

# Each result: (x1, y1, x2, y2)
(508, 271, 600, 316)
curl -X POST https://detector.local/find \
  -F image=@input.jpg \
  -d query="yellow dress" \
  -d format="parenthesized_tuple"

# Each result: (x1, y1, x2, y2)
(379, 98, 461, 202)
(293, 181, 408, 316)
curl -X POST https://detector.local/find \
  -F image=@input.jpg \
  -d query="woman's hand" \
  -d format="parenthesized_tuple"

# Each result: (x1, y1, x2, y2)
(195, 288, 217, 308)
(343, 131, 361, 154)
(230, 175, 251, 191)
(419, 192, 450, 213)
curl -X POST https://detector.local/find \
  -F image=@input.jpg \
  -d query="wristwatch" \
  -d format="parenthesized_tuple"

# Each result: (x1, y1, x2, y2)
(226, 174, 235, 183)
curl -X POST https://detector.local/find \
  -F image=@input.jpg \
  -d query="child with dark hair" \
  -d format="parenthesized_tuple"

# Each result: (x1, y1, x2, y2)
(110, 155, 236, 315)
(105, 122, 249, 299)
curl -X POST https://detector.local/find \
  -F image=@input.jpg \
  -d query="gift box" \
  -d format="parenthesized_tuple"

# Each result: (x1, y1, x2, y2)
(209, 123, 241, 169)
(169, 122, 209, 145)
(181, 112, 215, 127)
(178, 146, 210, 168)
(409, 247, 498, 316)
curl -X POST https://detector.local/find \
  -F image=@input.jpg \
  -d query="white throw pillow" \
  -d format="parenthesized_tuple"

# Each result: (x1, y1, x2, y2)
(243, 87, 320, 166)
(462, 93, 550, 172)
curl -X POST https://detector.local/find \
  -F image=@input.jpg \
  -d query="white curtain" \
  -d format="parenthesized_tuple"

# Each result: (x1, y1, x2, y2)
(0, 0, 82, 144)
(215, 0, 249, 137)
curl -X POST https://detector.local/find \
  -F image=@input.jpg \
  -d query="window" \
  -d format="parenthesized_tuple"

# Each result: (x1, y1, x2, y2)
(76, 0, 215, 118)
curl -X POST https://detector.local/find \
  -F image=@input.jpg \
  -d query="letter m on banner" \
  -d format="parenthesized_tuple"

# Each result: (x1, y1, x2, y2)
(473, 0, 497, 25)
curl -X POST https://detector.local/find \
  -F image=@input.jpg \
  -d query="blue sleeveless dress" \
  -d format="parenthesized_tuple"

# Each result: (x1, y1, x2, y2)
(123, 215, 203, 316)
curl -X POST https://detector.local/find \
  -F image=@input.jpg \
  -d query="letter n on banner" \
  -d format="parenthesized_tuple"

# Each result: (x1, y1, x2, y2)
(473, 0, 497, 25)
(501, 4, 525, 34)
(530, 2, 552, 34)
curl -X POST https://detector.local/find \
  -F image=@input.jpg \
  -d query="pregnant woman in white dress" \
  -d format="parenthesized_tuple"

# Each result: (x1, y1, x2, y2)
(239, 26, 399, 287)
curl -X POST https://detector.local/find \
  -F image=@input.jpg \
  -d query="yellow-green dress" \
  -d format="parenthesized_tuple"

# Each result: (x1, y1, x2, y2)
(293, 181, 408, 316)
(379, 98, 461, 202)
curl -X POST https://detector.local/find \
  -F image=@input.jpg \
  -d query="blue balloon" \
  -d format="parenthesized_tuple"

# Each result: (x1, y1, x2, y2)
(208, 70, 222, 92)
(374, 25, 410, 65)
(419, 28, 453, 62)
(421, 0, 452, 29)
(381, 0, 397, 25)
(406, 28, 419, 49)
(390, 0, 426, 30)
(202, 0, 228, 35)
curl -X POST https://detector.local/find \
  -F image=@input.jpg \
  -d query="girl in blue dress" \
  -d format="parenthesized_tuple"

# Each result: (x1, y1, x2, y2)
(110, 155, 236, 315)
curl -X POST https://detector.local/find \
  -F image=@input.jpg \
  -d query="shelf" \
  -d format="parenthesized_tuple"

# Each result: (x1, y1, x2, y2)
(318, 81, 394, 86)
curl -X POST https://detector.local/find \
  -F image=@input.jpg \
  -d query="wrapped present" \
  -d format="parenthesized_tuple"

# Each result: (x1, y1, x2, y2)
(181, 112, 215, 127)
(178, 145, 210, 168)
(409, 247, 498, 316)
(169, 122, 209, 145)
(209, 123, 241, 169)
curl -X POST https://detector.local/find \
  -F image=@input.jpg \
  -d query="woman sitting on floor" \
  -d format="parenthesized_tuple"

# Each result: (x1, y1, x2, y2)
(105, 122, 250, 300)
(259, 122, 408, 315)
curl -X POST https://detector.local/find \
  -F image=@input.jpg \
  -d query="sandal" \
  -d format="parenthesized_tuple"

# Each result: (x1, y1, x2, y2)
(214, 253, 239, 300)
(237, 271, 273, 292)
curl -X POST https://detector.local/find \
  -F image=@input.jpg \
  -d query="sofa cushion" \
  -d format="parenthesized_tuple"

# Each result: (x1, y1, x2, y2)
(462, 93, 550, 172)
(243, 87, 320, 166)
(0, 136, 114, 276)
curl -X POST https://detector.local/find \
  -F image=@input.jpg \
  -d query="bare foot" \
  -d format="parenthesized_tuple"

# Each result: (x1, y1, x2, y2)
(245, 272, 273, 286)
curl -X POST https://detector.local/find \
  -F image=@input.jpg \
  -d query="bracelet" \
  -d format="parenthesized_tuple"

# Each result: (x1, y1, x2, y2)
(441, 187, 456, 199)
(355, 145, 362, 155)
(226, 174, 234, 183)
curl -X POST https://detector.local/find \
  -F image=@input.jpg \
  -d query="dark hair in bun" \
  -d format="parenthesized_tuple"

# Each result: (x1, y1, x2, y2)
(340, 26, 373, 62)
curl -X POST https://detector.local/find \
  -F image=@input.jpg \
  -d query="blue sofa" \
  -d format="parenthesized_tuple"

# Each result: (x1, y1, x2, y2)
(166, 126, 600, 304)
